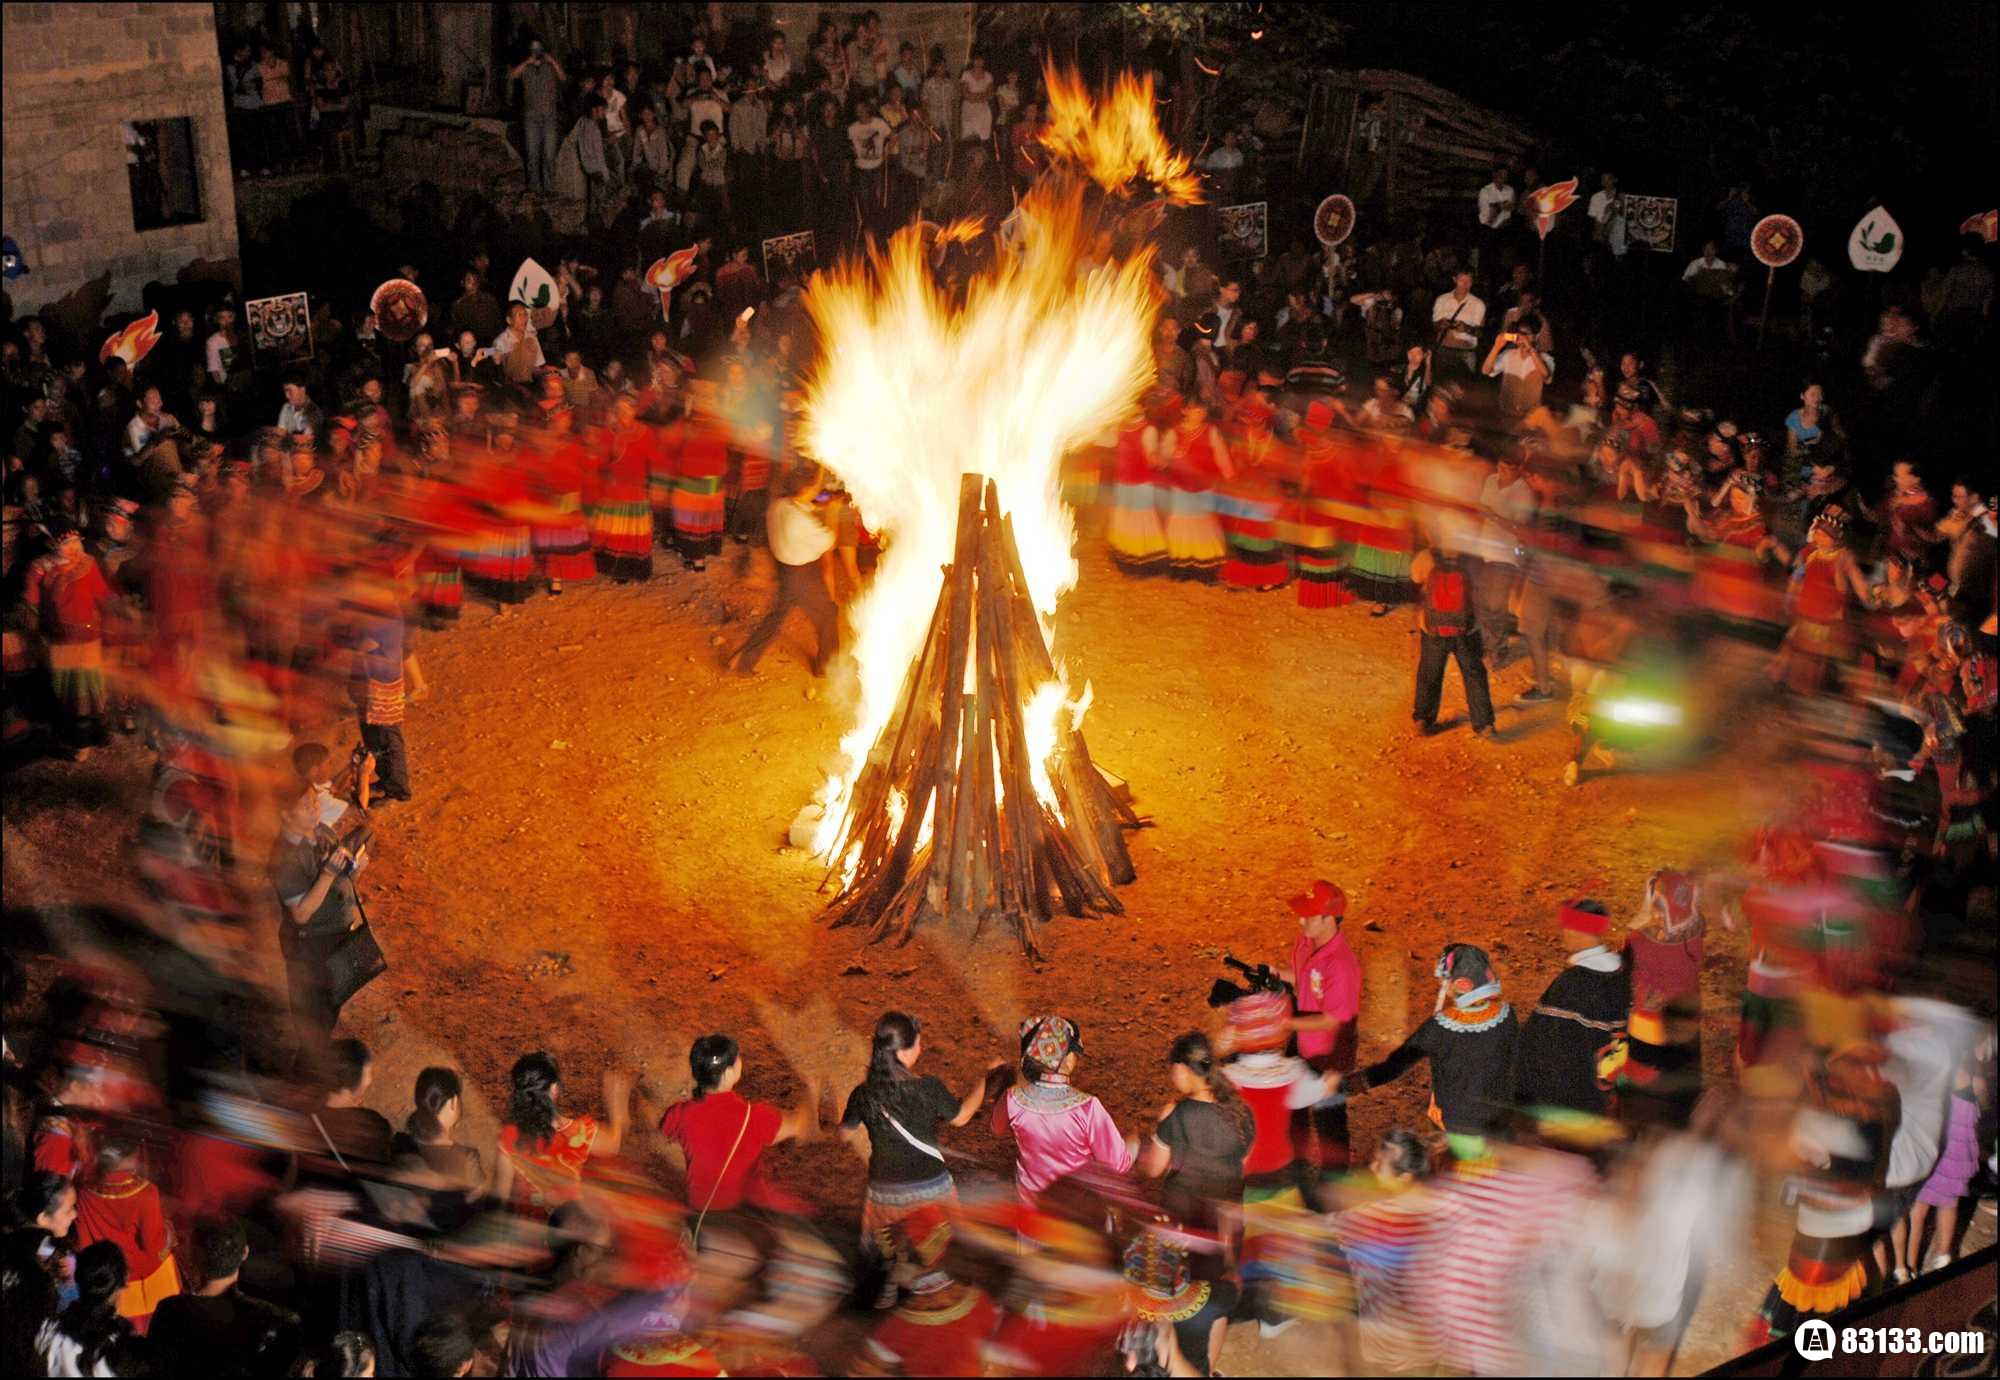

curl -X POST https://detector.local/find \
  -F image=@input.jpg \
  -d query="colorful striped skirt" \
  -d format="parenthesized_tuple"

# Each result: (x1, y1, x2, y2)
(1161, 485, 1226, 578)
(47, 640, 108, 747)
(589, 496, 655, 582)
(415, 545, 464, 622)
(860, 1169, 957, 1260)
(531, 492, 597, 583)
(672, 473, 726, 562)
(1345, 504, 1415, 603)
(1061, 445, 1110, 511)
(1106, 480, 1167, 572)
(1216, 479, 1289, 591)
(464, 523, 536, 603)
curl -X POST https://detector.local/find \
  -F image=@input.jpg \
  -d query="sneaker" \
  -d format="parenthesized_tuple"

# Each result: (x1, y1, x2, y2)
(1562, 760, 1580, 787)
(1258, 1318, 1298, 1339)
(1516, 687, 1554, 704)
(1922, 1254, 1953, 1274)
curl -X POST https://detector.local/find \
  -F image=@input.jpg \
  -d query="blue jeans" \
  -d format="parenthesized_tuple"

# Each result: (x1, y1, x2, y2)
(523, 115, 558, 192)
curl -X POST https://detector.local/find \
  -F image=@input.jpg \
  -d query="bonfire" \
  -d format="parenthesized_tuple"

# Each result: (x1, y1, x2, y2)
(799, 68, 1199, 954)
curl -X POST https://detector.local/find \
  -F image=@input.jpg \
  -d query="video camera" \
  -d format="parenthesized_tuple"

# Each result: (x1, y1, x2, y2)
(315, 818, 373, 876)
(1206, 954, 1291, 1009)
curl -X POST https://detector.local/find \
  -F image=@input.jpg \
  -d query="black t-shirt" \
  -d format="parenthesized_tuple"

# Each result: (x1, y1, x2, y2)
(840, 1075, 958, 1186)
(269, 834, 356, 950)
(314, 1105, 395, 1166)
(148, 1288, 299, 1377)
(1156, 1098, 1249, 1215)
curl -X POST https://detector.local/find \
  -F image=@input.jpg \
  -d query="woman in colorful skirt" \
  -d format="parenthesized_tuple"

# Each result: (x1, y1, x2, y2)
(1161, 400, 1232, 579)
(1279, 401, 1359, 609)
(74, 1136, 181, 1333)
(528, 405, 597, 595)
(671, 391, 730, 571)
(22, 522, 117, 758)
(1344, 435, 1419, 612)
(461, 437, 538, 606)
(837, 1012, 997, 1308)
(591, 397, 657, 583)
(1216, 388, 1290, 592)
(1106, 393, 1172, 574)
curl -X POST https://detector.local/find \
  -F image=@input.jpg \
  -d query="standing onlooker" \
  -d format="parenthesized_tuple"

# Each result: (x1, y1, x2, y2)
(848, 98, 894, 237)
(1482, 314, 1554, 422)
(958, 54, 996, 150)
(268, 788, 366, 1042)
(1475, 166, 1515, 271)
(1430, 270, 1486, 379)
(225, 39, 266, 177)
(256, 41, 297, 171)
(573, 97, 612, 228)
(1408, 542, 1495, 737)
(629, 103, 672, 197)
(728, 81, 771, 229)
(311, 50, 353, 172)
(23, 524, 116, 759)
(510, 40, 566, 194)
(920, 52, 956, 160)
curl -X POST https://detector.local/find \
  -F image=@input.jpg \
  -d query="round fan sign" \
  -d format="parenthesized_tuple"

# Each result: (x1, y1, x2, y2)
(1751, 214, 1804, 269)
(369, 278, 429, 342)
(1313, 194, 1356, 248)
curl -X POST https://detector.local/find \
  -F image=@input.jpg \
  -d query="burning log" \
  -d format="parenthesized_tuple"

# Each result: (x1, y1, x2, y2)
(822, 474, 1135, 956)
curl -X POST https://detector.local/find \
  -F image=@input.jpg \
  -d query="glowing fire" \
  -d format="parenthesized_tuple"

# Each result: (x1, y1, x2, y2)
(803, 67, 1195, 866)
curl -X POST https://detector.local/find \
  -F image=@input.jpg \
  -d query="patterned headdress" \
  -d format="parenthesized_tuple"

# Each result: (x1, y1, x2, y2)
(1019, 1015, 1084, 1071)
(1643, 869, 1704, 942)
(1810, 509, 1849, 543)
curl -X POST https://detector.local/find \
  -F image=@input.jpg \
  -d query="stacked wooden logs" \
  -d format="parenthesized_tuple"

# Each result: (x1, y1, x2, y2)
(821, 474, 1138, 957)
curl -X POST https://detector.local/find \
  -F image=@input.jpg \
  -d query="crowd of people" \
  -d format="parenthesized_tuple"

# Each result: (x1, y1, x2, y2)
(4, 29, 1998, 1380)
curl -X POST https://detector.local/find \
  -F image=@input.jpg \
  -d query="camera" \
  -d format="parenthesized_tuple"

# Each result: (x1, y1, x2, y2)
(317, 818, 373, 874)
(1207, 954, 1291, 1007)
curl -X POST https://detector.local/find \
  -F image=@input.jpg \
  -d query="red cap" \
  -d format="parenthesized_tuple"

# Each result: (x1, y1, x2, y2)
(1560, 899, 1611, 936)
(1288, 879, 1346, 918)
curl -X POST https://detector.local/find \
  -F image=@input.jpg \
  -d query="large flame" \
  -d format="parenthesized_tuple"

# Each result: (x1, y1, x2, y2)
(802, 68, 1193, 864)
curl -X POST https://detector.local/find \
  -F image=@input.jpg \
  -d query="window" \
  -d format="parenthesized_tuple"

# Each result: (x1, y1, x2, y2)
(124, 118, 204, 231)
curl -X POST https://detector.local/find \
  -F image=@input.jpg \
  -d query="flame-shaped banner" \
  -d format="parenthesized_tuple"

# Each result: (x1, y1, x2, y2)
(99, 310, 162, 369)
(1528, 178, 1580, 240)
(1961, 209, 1998, 244)
(645, 247, 700, 295)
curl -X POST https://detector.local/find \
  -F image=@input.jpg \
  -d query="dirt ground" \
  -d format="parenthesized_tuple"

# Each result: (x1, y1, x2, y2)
(4, 517, 1992, 1375)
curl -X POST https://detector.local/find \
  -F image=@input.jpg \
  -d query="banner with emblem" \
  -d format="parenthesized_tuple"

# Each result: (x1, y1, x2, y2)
(1217, 201, 1269, 259)
(761, 230, 818, 283)
(1847, 206, 1904, 273)
(245, 293, 314, 364)
(1623, 195, 1678, 254)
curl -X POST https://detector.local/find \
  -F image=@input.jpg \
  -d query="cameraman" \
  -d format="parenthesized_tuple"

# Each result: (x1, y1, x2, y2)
(269, 788, 367, 1042)
(508, 39, 567, 195)
(1275, 880, 1361, 1187)
(1482, 315, 1553, 421)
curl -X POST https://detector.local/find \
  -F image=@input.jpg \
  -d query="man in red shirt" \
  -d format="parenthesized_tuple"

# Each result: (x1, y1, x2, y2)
(1278, 879, 1362, 1189)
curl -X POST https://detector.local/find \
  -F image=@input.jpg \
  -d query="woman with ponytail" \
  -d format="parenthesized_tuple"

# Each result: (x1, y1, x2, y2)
(838, 1011, 1005, 1306)
(34, 1239, 130, 1377)
(659, 1033, 819, 1224)
(494, 1051, 631, 1220)
(1137, 1032, 1256, 1255)
(391, 1066, 484, 1228)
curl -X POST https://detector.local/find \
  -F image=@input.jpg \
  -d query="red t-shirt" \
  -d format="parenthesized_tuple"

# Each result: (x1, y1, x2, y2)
(658, 1091, 782, 1213)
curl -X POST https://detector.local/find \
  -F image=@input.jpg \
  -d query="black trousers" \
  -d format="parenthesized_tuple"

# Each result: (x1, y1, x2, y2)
(1413, 629, 1495, 730)
(738, 561, 838, 674)
(360, 719, 410, 796)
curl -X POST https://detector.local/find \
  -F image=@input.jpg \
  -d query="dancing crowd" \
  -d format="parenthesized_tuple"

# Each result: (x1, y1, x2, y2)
(5, 31, 2000, 1380)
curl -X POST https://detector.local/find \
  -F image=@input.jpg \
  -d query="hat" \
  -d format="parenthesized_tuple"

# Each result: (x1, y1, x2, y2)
(1122, 1229, 1206, 1318)
(1019, 1015, 1083, 1070)
(1225, 991, 1292, 1052)
(1810, 509, 1849, 542)
(1559, 897, 1611, 937)
(1288, 879, 1346, 918)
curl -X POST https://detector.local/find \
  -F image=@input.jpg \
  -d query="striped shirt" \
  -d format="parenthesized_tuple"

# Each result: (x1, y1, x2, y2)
(1420, 1154, 1593, 1376)
(1336, 1186, 1446, 1371)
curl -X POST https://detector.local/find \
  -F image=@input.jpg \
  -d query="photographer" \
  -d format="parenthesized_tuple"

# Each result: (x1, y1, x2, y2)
(509, 39, 567, 195)
(269, 787, 368, 1041)
(1482, 313, 1554, 421)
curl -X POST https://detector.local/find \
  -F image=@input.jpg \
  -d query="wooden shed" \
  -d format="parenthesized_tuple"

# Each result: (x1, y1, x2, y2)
(1298, 69, 1538, 229)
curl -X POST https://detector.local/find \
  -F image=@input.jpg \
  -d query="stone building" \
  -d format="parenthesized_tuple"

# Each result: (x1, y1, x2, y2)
(2, 2, 242, 324)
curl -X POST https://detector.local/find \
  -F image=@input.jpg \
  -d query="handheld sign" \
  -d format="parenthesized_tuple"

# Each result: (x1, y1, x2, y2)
(1847, 207, 1904, 273)
(1313, 194, 1356, 248)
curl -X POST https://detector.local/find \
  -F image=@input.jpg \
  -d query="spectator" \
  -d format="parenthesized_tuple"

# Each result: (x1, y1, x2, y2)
(1431, 269, 1486, 378)
(510, 40, 566, 194)
(276, 373, 324, 441)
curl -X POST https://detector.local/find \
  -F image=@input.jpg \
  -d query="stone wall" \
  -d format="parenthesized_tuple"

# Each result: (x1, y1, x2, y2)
(2, 2, 242, 323)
